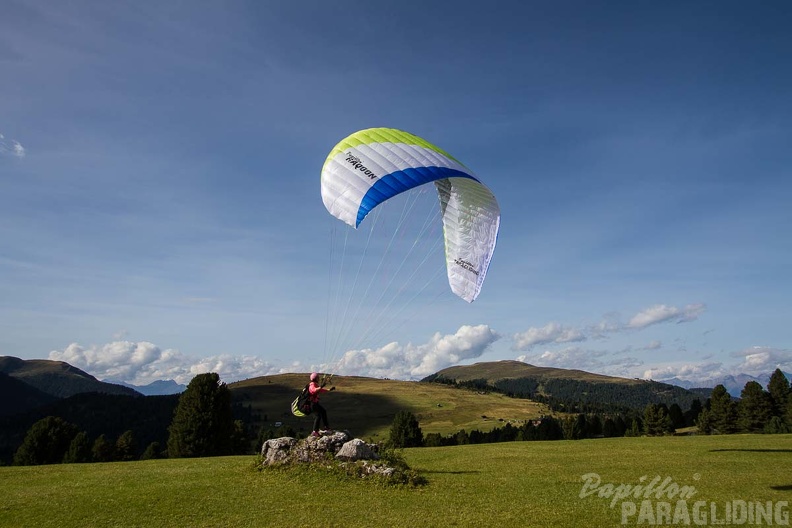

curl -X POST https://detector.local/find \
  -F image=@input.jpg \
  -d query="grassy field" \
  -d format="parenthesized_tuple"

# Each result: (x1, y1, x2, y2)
(1, 434, 789, 527)
(231, 373, 547, 439)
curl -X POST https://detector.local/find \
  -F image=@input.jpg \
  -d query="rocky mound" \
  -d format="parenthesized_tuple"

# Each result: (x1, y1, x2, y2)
(260, 431, 397, 479)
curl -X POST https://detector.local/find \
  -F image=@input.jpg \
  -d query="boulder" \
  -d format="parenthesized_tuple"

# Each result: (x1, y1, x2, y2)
(335, 438, 378, 462)
(291, 430, 350, 463)
(261, 437, 298, 465)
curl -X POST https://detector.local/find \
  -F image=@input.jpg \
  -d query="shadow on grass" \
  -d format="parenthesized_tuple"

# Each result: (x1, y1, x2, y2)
(232, 380, 406, 438)
(770, 484, 792, 491)
(709, 449, 792, 453)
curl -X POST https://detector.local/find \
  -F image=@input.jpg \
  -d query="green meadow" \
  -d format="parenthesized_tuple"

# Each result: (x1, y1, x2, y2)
(1, 434, 789, 527)
(231, 374, 547, 439)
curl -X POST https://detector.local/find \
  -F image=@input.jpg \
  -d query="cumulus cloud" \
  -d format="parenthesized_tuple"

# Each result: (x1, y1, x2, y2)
(642, 362, 728, 382)
(516, 346, 644, 377)
(0, 133, 25, 158)
(627, 303, 706, 329)
(512, 303, 705, 351)
(334, 324, 500, 379)
(643, 346, 792, 384)
(731, 346, 792, 377)
(512, 322, 585, 351)
(49, 341, 289, 385)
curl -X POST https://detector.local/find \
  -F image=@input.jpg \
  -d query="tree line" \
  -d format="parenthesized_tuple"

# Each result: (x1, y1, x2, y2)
(425, 373, 708, 414)
(696, 369, 791, 434)
(11, 373, 249, 466)
(12, 369, 791, 463)
(389, 369, 792, 448)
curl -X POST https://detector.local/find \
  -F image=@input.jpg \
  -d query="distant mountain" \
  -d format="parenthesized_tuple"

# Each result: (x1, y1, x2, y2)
(424, 360, 707, 411)
(657, 371, 792, 398)
(116, 379, 186, 396)
(0, 356, 140, 399)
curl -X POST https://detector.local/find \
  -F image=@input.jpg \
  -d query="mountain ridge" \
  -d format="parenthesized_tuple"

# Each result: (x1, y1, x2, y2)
(0, 356, 141, 400)
(424, 360, 710, 411)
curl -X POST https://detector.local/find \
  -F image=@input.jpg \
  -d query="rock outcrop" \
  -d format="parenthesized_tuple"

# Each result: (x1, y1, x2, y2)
(261, 431, 379, 466)
(260, 432, 423, 484)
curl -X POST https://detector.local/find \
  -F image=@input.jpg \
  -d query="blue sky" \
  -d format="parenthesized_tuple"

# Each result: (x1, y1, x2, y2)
(1, 1, 790, 385)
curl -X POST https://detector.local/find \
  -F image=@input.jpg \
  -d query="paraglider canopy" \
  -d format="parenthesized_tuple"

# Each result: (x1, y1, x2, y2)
(321, 127, 500, 303)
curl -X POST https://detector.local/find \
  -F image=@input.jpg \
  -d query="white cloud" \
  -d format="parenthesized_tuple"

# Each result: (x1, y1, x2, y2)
(0, 133, 25, 158)
(516, 346, 644, 377)
(643, 347, 792, 384)
(512, 322, 585, 351)
(731, 346, 792, 377)
(627, 303, 706, 329)
(49, 341, 290, 385)
(512, 303, 705, 351)
(643, 362, 727, 381)
(334, 324, 500, 379)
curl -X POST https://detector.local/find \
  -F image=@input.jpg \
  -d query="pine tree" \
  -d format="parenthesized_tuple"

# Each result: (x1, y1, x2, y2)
(140, 442, 164, 460)
(92, 434, 115, 462)
(602, 418, 615, 437)
(767, 369, 790, 417)
(696, 407, 713, 434)
(167, 372, 234, 458)
(643, 404, 673, 436)
(763, 416, 791, 434)
(786, 398, 792, 427)
(63, 431, 92, 464)
(738, 381, 773, 432)
(709, 385, 738, 434)
(625, 418, 641, 437)
(684, 399, 703, 427)
(668, 403, 686, 430)
(13, 416, 79, 466)
(115, 430, 138, 462)
(388, 410, 423, 447)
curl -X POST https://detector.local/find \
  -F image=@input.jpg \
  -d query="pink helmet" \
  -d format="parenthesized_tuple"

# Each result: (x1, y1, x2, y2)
(310, 372, 319, 381)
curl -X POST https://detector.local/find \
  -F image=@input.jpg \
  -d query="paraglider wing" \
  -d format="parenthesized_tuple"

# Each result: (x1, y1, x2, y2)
(321, 128, 500, 302)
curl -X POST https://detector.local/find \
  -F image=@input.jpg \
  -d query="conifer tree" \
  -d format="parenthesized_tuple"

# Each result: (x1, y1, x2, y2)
(684, 399, 703, 427)
(388, 411, 424, 447)
(696, 407, 713, 434)
(738, 381, 773, 432)
(708, 385, 738, 434)
(92, 434, 115, 462)
(767, 369, 790, 417)
(13, 416, 79, 466)
(63, 431, 92, 464)
(115, 430, 138, 461)
(643, 404, 673, 436)
(167, 373, 234, 458)
(668, 403, 686, 430)
(140, 442, 164, 460)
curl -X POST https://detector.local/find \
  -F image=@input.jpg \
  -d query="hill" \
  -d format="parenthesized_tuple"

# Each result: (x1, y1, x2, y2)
(424, 360, 708, 411)
(229, 373, 547, 440)
(432, 360, 645, 385)
(0, 356, 140, 399)
(0, 372, 58, 417)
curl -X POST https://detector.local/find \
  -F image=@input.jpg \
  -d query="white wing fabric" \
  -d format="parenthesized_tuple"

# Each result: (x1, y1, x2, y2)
(321, 128, 500, 302)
